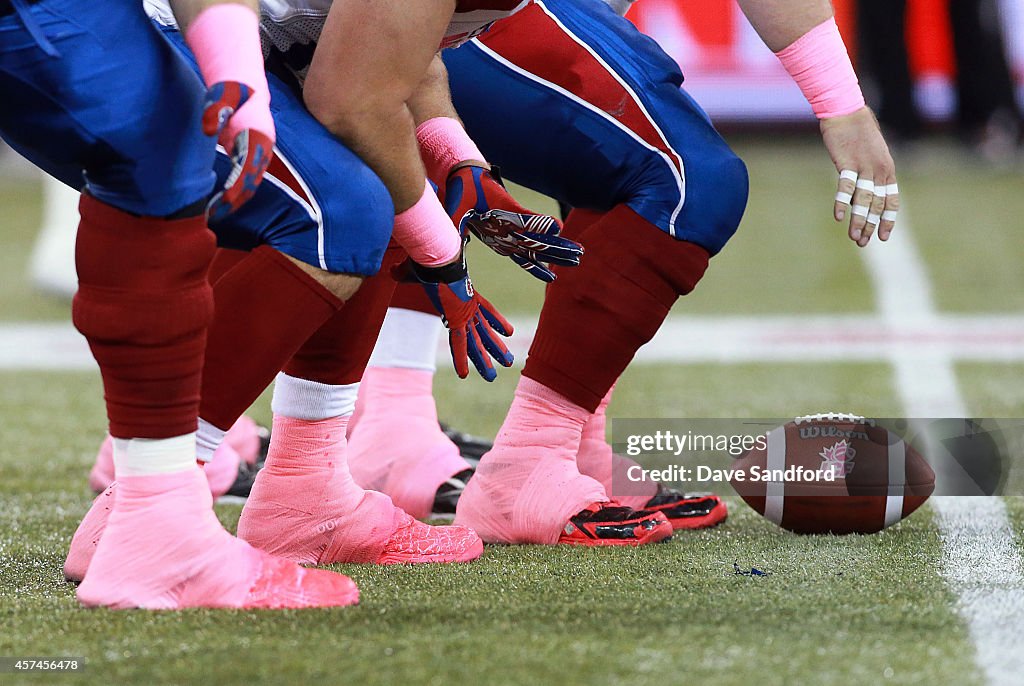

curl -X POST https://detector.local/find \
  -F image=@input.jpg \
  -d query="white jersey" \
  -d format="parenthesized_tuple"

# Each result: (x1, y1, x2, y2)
(145, 0, 530, 56)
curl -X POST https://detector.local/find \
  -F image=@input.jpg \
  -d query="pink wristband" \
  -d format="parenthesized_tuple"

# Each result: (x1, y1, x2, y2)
(186, 3, 273, 140)
(393, 181, 463, 267)
(774, 17, 865, 119)
(416, 117, 485, 188)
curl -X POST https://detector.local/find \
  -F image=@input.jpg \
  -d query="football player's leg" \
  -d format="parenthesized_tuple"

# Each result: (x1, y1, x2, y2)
(449, 0, 746, 543)
(0, 1, 354, 607)
(346, 286, 474, 520)
(237, 244, 483, 564)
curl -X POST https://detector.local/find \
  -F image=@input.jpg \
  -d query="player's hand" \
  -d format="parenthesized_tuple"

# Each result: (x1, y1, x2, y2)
(202, 81, 275, 222)
(445, 164, 583, 282)
(395, 249, 514, 381)
(820, 107, 899, 248)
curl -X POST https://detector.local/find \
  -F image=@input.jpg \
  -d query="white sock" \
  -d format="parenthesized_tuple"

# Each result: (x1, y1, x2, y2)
(271, 372, 360, 421)
(366, 307, 444, 372)
(196, 419, 226, 464)
(112, 433, 197, 478)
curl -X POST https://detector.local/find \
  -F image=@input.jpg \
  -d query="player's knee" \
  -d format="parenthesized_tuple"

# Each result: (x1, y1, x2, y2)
(676, 147, 749, 256)
(717, 151, 750, 231)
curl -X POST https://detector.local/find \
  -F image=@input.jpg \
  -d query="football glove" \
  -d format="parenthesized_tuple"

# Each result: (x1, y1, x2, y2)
(395, 249, 514, 382)
(203, 81, 274, 222)
(444, 165, 583, 283)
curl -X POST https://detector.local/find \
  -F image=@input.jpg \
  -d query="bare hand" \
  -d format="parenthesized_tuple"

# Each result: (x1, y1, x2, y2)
(820, 107, 899, 247)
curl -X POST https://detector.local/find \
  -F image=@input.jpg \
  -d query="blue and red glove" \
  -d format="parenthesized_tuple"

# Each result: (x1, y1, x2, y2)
(396, 249, 514, 382)
(202, 82, 274, 222)
(444, 164, 583, 283)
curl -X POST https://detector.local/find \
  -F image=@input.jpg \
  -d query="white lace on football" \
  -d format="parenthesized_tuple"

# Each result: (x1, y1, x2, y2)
(793, 412, 875, 426)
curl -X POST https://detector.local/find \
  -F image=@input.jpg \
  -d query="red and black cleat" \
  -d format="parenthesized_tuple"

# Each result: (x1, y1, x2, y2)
(558, 503, 673, 546)
(642, 487, 728, 531)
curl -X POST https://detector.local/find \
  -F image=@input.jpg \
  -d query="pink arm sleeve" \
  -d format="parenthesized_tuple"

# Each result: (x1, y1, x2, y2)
(416, 117, 485, 188)
(393, 181, 463, 267)
(774, 17, 865, 120)
(185, 3, 273, 139)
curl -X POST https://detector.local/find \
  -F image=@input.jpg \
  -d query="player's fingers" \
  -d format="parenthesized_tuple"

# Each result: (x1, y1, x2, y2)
(878, 182, 900, 241)
(475, 317, 513, 368)
(848, 177, 875, 242)
(523, 213, 562, 236)
(467, 325, 497, 382)
(476, 294, 514, 337)
(510, 254, 556, 282)
(834, 169, 857, 221)
(208, 130, 274, 221)
(450, 330, 470, 379)
(858, 182, 888, 247)
(524, 233, 584, 266)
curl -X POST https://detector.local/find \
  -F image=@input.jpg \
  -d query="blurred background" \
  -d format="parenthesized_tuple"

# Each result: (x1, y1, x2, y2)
(630, 0, 1024, 158)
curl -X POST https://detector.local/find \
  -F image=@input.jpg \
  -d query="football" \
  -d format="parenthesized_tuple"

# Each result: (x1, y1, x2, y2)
(730, 414, 935, 534)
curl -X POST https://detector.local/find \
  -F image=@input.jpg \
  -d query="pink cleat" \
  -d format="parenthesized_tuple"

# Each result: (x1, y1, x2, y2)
(454, 377, 615, 545)
(75, 467, 358, 609)
(236, 414, 483, 565)
(64, 483, 116, 583)
(347, 367, 472, 519)
(377, 510, 484, 564)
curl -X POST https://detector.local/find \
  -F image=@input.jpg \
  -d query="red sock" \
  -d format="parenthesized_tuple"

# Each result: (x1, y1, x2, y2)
(523, 204, 710, 412)
(72, 195, 215, 439)
(199, 246, 344, 430)
(284, 243, 407, 385)
(207, 248, 249, 285)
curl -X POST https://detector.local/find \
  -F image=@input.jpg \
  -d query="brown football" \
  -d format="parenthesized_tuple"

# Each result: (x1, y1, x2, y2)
(730, 414, 935, 534)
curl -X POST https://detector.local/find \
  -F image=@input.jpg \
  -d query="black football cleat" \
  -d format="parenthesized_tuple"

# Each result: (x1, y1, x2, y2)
(558, 503, 673, 546)
(642, 487, 728, 530)
(431, 469, 474, 520)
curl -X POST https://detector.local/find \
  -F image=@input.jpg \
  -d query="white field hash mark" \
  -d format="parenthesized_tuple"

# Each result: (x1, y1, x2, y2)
(860, 206, 1024, 686)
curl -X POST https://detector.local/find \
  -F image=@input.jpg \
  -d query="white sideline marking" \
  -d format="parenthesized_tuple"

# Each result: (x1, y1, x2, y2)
(860, 210, 1024, 686)
(7, 315, 1024, 371)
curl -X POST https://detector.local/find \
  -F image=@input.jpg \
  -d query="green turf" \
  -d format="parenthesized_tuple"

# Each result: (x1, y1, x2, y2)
(0, 364, 982, 686)
(897, 147, 1024, 314)
(1, 138, 1015, 685)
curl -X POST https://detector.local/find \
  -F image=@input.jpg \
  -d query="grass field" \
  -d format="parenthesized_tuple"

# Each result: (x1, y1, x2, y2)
(1, 137, 1022, 685)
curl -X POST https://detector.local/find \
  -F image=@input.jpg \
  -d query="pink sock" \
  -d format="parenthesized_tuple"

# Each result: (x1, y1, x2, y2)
(75, 467, 357, 609)
(236, 414, 398, 565)
(224, 415, 262, 466)
(89, 434, 241, 498)
(454, 376, 607, 544)
(574, 386, 658, 510)
(347, 367, 471, 519)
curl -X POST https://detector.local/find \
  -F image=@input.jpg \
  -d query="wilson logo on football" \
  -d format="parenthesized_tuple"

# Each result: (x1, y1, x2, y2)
(818, 440, 856, 478)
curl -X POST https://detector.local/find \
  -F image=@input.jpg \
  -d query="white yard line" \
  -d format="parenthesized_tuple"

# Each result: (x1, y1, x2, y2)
(860, 208, 1024, 686)
(5, 314, 1024, 370)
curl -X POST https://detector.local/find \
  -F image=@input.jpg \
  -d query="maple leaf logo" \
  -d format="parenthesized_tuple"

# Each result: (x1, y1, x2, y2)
(818, 439, 856, 478)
